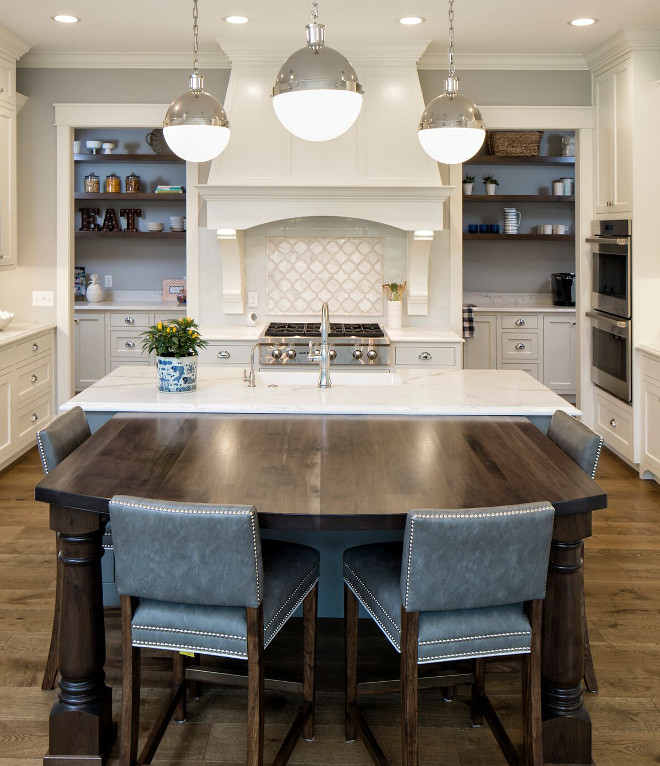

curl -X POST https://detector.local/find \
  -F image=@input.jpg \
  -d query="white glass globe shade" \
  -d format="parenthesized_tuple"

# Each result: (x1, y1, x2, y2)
(273, 89, 363, 142)
(163, 125, 231, 163)
(418, 126, 486, 164)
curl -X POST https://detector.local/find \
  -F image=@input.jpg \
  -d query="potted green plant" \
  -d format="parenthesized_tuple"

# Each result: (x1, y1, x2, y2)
(141, 317, 208, 392)
(482, 175, 499, 195)
(463, 174, 475, 195)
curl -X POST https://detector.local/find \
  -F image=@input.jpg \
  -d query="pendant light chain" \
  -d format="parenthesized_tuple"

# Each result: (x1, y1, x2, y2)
(447, 0, 455, 78)
(192, 0, 200, 74)
(310, 0, 319, 24)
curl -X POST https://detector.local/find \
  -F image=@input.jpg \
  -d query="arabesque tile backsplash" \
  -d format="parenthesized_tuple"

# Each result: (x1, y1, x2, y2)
(267, 237, 383, 316)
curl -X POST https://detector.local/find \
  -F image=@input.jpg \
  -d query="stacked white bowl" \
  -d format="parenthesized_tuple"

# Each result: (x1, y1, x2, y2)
(146, 221, 164, 232)
(169, 216, 185, 232)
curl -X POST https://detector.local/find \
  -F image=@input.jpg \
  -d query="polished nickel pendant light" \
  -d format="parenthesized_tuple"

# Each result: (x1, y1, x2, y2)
(272, 0, 363, 142)
(418, 0, 485, 164)
(163, 0, 231, 163)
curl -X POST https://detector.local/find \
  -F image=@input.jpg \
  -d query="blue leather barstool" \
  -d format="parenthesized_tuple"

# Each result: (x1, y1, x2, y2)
(547, 409, 604, 692)
(109, 495, 320, 766)
(36, 406, 93, 691)
(343, 502, 555, 766)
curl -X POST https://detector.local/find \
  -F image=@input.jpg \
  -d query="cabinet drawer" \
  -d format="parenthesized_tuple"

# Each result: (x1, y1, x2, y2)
(499, 362, 540, 381)
(394, 344, 457, 367)
(594, 391, 633, 460)
(641, 353, 660, 384)
(16, 356, 53, 405)
(15, 331, 53, 364)
(109, 331, 147, 359)
(108, 312, 150, 329)
(15, 393, 53, 446)
(500, 315, 538, 330)
(109, 359, 151, 371)
(153, 311, 185, 324)
(198, 344, 252, 365)
(0, 345, 14, 374)
(500, 333, 539, 361)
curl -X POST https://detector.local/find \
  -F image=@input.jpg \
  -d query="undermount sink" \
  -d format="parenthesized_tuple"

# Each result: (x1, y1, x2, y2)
(255, 370, 402, 387)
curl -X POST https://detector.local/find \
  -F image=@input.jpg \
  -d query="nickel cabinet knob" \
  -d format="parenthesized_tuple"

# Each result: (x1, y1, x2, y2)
(124, 316, 135, 324)
(515, 318, 525, 326)
(31, 374, 38, 383)
(217, 350, 231, 359)
(418, 351, 432, 360)
(31, 413, 38, 422)
(609, 418, 617, 428)
(515, 343, 526, 350)
(32, 343, 39, 352)
(125, 340, 136, 348)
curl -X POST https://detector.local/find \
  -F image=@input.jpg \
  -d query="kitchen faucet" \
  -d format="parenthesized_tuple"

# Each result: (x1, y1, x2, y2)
(243, 342, 260, 387)
(318, 302, 332, 388)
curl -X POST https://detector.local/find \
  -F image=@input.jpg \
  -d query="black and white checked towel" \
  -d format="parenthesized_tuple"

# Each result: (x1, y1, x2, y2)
(462, 305, 475, 338)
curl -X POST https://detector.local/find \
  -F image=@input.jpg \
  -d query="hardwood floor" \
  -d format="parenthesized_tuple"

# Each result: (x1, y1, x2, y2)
(1, 446, 659, 765)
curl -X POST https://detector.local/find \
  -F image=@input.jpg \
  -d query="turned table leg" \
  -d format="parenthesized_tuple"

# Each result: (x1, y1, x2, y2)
(45, 506, 114, 766)
(541, 513, 593, 765)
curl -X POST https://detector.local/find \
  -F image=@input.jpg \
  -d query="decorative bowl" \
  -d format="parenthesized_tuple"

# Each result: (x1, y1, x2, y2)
(0, 311, 14, 331)
(101, 142, 116, 154)
(86, 140, 103, 154)
(145, 128, 174, 156)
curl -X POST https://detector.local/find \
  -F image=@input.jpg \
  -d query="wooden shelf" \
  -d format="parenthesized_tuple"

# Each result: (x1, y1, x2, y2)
(75, 230, 186, 239)
(75, 193, 185, 201)
(465, 155, 575, 165)
(73, 153, 182, 163)
(463, 194, 574, 203)
(463, 234, 574, 241)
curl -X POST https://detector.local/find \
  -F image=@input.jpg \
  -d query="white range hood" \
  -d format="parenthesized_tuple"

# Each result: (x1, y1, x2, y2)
(197, 40, 452, 315)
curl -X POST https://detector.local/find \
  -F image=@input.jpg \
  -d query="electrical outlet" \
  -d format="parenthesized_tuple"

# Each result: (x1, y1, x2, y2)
(32, 291, 54, 307)
(247, 291, 258, 308)
(104, 275, 113, 288)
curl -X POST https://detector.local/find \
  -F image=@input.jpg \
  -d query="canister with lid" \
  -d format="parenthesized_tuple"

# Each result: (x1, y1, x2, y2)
(84, 172, 100, 193)
(105, 173, 121, 193)
(125, 173, 141, 193)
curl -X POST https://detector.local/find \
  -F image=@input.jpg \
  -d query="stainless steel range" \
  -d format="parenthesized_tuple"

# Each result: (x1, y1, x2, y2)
(259, 322, 391, 366)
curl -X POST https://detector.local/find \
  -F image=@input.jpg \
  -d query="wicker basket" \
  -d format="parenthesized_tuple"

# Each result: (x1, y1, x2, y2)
(487, 131, 543, 157)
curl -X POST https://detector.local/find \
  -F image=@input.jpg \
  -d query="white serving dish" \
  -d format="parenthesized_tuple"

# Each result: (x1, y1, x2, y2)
(0, 311, 15, 330)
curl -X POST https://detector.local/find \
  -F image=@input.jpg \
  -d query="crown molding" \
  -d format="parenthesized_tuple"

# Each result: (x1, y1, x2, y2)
(0, 23, 32, 61)
(418, 52, 587, 71)
(18, 50, 230, 69)
(585, 29, 660, 72)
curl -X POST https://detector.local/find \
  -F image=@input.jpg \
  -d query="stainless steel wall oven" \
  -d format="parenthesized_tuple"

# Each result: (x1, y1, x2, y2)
(586, 310, 632, 403)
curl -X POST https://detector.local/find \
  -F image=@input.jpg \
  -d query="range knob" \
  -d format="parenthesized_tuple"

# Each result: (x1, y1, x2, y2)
(366, 348, 378, 361)
(286, 348, 297, 360)
(352, 348, 363, 360)
(329, 349, 337, 360)
(271, 348, 282, 360)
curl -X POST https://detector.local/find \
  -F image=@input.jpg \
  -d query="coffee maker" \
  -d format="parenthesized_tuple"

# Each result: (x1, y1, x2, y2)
(551, 273, 576, 306)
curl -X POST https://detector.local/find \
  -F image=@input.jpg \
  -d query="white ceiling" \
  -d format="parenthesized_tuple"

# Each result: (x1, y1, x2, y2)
(1, 0, 659, 66)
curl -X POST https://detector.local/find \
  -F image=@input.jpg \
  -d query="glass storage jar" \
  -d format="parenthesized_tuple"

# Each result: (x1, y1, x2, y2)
(125, 173, 141, 193)
(105, 173, 121, 193)
(84, 172, 100, 193)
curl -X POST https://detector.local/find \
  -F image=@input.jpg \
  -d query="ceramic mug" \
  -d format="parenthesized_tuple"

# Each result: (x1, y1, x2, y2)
(540, 224, 553, 235)
(73, 140, 82, 154)
(553, 224, 569, 235)
(552, 181, 564, 195)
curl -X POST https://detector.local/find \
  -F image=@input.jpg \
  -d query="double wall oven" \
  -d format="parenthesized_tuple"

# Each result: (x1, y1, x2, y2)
(586, 219, 632, 402)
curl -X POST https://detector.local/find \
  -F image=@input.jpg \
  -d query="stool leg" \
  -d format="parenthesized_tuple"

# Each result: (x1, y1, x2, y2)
(400, 608, 419, 766)
(303, 584, 318, 741)
(120, 596, 140, 766)
(173, 651, 186, 722)
(247, 605, 265, 766)
(522, 600, 543, 766)
(471, 660, 485, 727)
(344, 584, 358, 742)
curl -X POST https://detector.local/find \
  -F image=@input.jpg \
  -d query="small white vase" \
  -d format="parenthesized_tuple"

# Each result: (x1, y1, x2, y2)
(462, 183, 473, 196)
(386, 300, 403, 329)
(86, 274, 105, 303)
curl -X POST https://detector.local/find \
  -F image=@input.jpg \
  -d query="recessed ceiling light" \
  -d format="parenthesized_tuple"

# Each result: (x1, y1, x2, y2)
(51, 14, 80, 23)
(223, 15, 249, 24)
(398, 16, 425, 25)
(568, 18, 598, 26)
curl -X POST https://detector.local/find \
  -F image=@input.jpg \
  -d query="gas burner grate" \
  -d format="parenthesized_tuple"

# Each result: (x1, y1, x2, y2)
(264, 322, 384, 339)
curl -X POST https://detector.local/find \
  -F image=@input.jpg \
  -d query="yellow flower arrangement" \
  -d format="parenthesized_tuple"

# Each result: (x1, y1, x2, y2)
(141, 317, 208, 358)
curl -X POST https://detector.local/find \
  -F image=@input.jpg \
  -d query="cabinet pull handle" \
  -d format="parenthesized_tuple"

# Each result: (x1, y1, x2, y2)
(609, 418, 617, 428)
(572, 321, 576, 325)
(515, 318, 525, 326)
(31, 413, 38, 423)
(418, 352, 432, 361)
(125, 340, 136, 348)
(124, 316, 135, 324)
(32, 343, 39, 352)
(31, 374, 38, 383)
(218, 350, 231, 359)
(515, 343, 526, 350)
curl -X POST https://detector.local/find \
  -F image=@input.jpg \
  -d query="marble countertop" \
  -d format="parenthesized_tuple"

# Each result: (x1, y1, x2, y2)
(0, 322, 55, 349)
(469, 306, 575, 314)
(75, 300, 185, 312)
(63, 366, 579, 417)
(638, 344, 660, 359)
(384, 327, 463, 343)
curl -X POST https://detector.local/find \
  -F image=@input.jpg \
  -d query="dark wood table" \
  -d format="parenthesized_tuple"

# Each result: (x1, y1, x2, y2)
(35, 412, 606, 766)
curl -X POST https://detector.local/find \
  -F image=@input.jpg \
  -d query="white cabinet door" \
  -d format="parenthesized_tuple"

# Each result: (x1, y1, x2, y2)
(640, 376, 660, 479)
(594, 60, 632, 215)
(463, 315, 496, 369)
(543, 315, 576, 394)
(0, 105, 16, 268)
(0, 372, 11, 462)
(75, 313, 107, 391)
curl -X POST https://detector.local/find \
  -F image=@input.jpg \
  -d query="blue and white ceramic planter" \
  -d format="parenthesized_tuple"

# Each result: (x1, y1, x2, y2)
(156, 355, 198, 393)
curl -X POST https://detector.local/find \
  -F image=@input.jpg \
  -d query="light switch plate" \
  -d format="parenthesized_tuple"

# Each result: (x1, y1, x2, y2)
(32, 290, 54, 306)
(104, 275, 112, 288)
